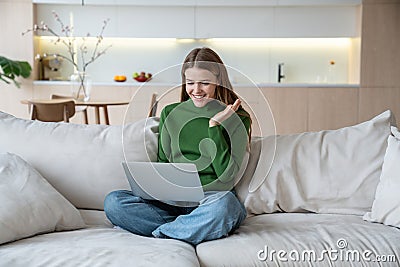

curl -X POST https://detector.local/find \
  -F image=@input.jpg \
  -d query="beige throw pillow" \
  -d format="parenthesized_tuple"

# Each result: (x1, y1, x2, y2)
(0, 153, 85, 245)
(243, 110, 395, 215)
(363, 132, 400, 228)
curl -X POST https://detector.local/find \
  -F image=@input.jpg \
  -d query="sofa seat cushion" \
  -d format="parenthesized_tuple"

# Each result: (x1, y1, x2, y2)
(79, 209, 113, 228)
(0, 227, 200, 267)
(196, 213, 400, 267)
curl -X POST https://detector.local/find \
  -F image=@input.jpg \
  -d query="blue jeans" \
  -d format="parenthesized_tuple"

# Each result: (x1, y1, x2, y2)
(104, 190, 247, 246)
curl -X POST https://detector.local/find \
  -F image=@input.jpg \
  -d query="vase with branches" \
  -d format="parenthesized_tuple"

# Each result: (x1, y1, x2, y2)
(23, 11, 111, 100)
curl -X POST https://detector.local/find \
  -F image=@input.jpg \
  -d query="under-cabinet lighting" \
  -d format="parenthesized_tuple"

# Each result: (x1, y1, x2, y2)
(37, 36, 177, 46)
(37, 36, 176, 41)
(38, 36, 351, 47)
(210, 38, 352, 47)
(175, 38, 211, 43)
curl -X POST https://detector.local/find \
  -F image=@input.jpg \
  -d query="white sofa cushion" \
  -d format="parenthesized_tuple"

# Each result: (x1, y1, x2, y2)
(0, 153, 85, 245)
(197, 213, 400, 266)
(241, 110, 395, 215)
(363, 129, 400, 228)
(0, 227, 200, 267)
(0, 111, 159, 210)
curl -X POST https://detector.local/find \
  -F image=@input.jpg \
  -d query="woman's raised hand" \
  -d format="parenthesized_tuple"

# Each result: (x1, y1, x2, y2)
(209, 99, 241, 127)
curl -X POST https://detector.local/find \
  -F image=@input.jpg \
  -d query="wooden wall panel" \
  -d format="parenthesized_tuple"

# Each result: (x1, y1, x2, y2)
(362, 0, 400, 4)
(360, 2, 400, 88)
(235, 87, 276, 137)
(268, 87, 308, 135)
(308, 87, 359, 131)
(259, 87, 280, 135)
(359, 87, 400, 123)
(359, 0, 400, 125)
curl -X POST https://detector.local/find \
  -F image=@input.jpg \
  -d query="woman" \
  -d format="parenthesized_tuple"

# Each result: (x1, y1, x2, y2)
(105, 47, 251, 246)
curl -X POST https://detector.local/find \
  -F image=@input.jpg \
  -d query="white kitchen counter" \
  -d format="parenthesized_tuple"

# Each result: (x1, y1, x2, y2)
(33, 80, 359, 88)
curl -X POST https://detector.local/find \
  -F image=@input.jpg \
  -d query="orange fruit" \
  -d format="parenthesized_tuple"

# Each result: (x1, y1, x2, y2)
(114, 75, 127, 82)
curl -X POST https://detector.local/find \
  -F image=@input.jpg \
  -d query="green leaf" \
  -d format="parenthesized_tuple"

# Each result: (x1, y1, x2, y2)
(0, 56, 32, 88)
(18, 61, 32, 78)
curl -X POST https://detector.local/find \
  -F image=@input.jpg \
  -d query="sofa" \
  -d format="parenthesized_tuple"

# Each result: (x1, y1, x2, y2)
(0, 109, 399, 267)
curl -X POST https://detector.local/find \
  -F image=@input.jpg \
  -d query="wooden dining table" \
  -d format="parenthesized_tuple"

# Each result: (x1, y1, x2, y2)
(75, 99, 130, 125)
(21, 99, 130, 125)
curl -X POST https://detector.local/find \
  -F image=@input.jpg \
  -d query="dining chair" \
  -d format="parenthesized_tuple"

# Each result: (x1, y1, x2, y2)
(28, 99, 76, 123)
(148, 93, 158, 117)
(51, 94, 89, 124)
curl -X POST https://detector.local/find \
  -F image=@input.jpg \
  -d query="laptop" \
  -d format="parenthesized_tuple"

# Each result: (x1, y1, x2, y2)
(122, 162, 205, 203)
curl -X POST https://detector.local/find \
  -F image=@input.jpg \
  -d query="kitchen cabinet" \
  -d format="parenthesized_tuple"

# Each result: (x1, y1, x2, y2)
(195, 6, 360, 38)
(194, 7, 274, 38)
(34, 2, 361, 38)
(264, 87, 309, 134)
(33, 0, 362, 6)
(259, 86, 359, 135)
(33, 0, 197, 5)
(115, 6, 194, 38)
(308, 87, 358, 131)
(33, 0, 82, 4)
(35, 4, 195, 38)
(274, 6, 360, 38)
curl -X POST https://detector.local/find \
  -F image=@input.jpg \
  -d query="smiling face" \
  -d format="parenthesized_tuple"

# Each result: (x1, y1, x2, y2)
(184, 67, 217, 108)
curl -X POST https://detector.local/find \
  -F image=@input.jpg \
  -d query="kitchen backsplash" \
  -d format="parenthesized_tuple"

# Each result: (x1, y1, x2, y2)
(35, 37, 360, 84)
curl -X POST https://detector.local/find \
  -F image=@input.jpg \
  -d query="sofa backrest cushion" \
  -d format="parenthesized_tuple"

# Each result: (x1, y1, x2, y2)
(239, 110, 395, 216)
(0, 111, 159, 210)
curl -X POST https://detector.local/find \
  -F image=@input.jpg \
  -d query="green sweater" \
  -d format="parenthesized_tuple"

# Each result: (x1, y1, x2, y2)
(158, 99, 251, 191)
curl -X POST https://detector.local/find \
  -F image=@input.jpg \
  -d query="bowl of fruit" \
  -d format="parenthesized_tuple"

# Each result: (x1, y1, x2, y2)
(133, 72, 152, 82)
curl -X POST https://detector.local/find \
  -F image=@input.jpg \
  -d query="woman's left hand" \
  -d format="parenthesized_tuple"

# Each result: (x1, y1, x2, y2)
(209, 99, 241, 127)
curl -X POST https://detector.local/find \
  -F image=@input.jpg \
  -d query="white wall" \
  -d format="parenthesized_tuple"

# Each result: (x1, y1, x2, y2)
(0, 0, 34, 117)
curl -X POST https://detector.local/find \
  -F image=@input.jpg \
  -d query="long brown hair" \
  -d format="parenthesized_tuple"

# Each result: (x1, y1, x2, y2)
(180, 47, 252, 139)
(180, 47, 239, 106)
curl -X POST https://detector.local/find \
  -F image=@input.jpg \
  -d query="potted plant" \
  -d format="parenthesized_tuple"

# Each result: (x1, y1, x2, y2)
(0, 56, 32, 88)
